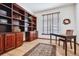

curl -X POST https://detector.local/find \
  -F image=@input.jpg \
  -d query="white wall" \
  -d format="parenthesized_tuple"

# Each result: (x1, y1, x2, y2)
(17, 3, 36, 17)
(75, 4, 79, 42)
(35, 4, 76, 39)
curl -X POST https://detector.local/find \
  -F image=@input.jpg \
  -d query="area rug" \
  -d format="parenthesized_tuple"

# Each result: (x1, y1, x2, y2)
(23, 43, 56, 56)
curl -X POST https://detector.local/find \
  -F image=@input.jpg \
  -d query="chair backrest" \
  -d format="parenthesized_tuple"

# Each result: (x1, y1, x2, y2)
(66, 30, 73, 36)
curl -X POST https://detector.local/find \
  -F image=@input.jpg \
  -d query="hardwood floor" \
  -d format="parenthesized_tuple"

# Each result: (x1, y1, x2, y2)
(1, 39, 79, 56)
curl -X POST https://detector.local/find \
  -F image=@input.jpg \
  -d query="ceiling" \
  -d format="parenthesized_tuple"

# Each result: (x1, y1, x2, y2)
(18, 3, 73, 13)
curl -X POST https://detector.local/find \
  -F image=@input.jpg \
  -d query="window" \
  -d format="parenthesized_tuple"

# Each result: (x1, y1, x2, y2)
(42, 12, 60, 34)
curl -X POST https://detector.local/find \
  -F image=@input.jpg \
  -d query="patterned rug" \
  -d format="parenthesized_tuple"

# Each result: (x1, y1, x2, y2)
(23, 43, 56, 56)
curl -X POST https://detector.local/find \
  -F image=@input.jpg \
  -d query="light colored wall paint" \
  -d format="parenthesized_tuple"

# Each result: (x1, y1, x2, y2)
(17, 3, 36, 17)
(75, 4, 79, 42)
(35, 4, 76, 39)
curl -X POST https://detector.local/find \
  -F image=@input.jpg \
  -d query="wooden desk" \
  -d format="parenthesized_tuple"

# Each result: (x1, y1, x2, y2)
(43, 33, 76, 56)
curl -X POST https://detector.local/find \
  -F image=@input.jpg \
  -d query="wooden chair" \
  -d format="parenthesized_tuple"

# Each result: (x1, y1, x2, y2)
(58, 30, 73, 49)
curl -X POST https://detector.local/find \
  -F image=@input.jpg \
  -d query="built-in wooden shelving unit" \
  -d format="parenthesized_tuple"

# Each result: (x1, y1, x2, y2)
(0, 3, 37, 54)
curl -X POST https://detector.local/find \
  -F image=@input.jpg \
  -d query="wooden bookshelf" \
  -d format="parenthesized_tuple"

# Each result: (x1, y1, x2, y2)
(0, 3, 37, 54)
(25, 12, 37, 41)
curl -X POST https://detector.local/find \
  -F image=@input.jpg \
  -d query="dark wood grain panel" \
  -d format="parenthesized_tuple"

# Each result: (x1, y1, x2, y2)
(0, 34, 4, 54)
(15, 32, 23, 47)
(5, 33, 15, 51)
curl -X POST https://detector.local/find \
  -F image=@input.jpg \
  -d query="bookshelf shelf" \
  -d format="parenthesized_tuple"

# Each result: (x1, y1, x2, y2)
(0, 14, 11, 19)
(13, 10, 25, 17)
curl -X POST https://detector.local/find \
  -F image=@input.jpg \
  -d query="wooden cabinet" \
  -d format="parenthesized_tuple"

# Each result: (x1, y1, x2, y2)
(5, 33, 15, 51)
(0, 34, 4, 54)
(0, 32, 23, 54)
(15, 32, 23, 47)
(30, 31, 34, 41)
(25, 31, 38, 42)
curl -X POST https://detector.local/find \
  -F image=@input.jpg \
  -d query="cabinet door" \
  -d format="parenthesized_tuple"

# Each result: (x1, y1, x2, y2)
(0, 35, 4, 54)
(15, 32, 23, 47)
(5, 33, 15, 51)
(30, 32, 34, 41)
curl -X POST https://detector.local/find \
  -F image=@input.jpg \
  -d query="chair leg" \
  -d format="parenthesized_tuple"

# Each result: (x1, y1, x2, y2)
(70, 41, 72, 49)
(58, 40, 60, 46)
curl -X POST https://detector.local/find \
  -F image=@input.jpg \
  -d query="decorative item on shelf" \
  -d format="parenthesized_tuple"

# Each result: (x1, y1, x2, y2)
(13, 14, 22, 20)
(63, 19, 71, 25)
(13, 20, 19, 25)
(28, 16, 33, 20)
(13, 26, 21, 32)
(0, 19, 7, 24)
(18, 15, 22, 20)
(25, 17, 28, 22)
(0, 9, 7, 16)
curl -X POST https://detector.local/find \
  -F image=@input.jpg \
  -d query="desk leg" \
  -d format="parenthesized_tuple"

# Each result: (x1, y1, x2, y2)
(65, 38, 67, 56)
(50, 35, 52, 44)
(74, 36, 76, 55)
(56, 36, 57, 44)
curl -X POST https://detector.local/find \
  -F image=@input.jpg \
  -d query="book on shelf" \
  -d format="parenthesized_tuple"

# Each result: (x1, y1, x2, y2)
(0, 19, 8, 24)
(0, 9, 7, 16)
(13, 20, 19, 25)
(25, 17, 28, 22)
(13, 14, 22, 20)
